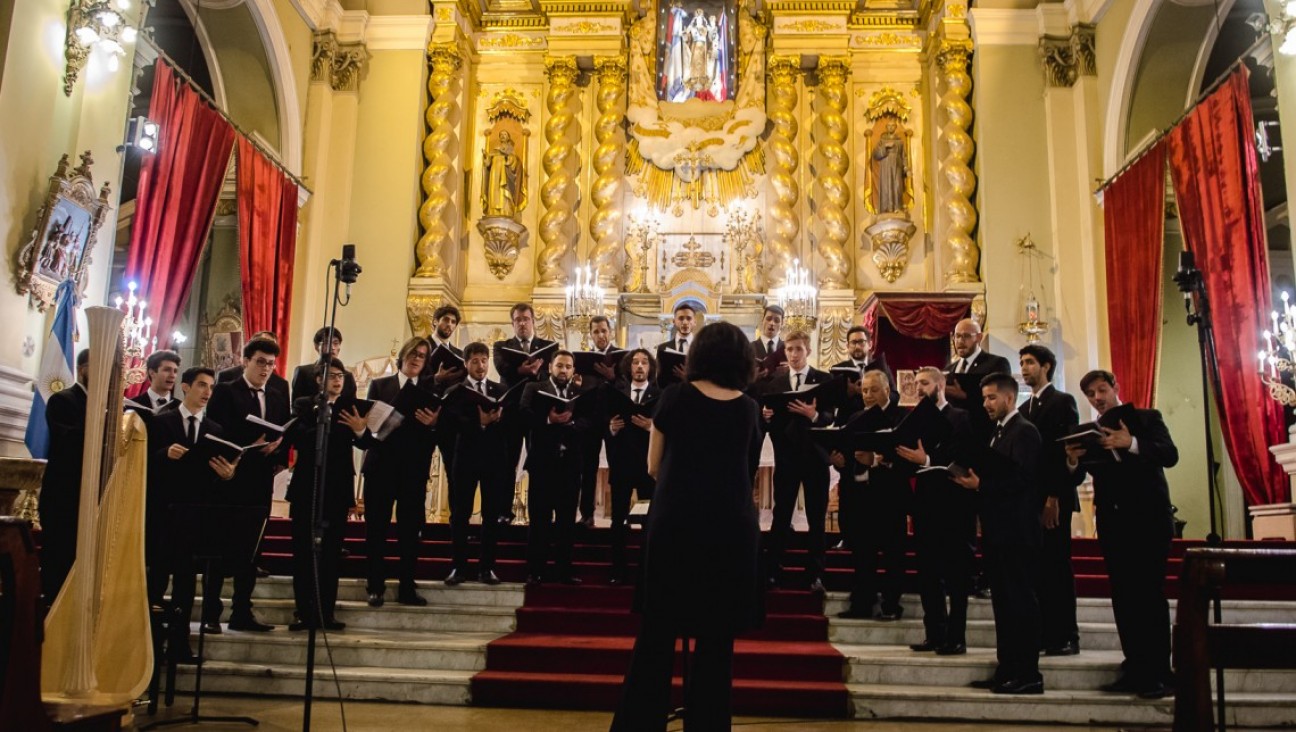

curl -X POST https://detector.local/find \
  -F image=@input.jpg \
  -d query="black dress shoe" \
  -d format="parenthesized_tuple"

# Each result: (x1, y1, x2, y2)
(559, 575, 583, 585)
(367, 592, 385, 608)
(323, 619, 347, 631)
(1100, 676, 1139, 693)
(1043, 640, 1080, 656)
(256, 565, 271, 578)
(808, 577, 826, 593)
(171, 646, 199, 665)
(525, 575, 543, 587)
(227, 616, 274, 632)
(836, 607, 873, 620)
(1136, 681, 1174, 699)
(444, 569, 465, 586)
(909, 640, 940, 652)
(200, 621, 222, 635)
(480, 570, 501, 585)
(396, 591, 428, 606)
(875, 607, 904, 621)
(993, 678, 1044, 695)
(288, 621, 315, 632)
(968, 678, 998, 690)
(935, 642, 967, 656)
(974, 587, 992, 599)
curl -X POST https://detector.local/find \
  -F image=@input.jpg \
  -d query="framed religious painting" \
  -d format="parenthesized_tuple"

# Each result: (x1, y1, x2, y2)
(16, 151, 112, 311)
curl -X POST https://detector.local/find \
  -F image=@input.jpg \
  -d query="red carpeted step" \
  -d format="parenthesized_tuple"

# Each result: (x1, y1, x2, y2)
(514, 606, 827, 641)
(484, 634, 845, 682)
(470, 670, 850, 717)
(521, 584, 823, 615)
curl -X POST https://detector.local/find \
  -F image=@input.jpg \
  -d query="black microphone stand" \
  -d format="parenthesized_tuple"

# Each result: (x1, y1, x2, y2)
(302, 247, 360, 732)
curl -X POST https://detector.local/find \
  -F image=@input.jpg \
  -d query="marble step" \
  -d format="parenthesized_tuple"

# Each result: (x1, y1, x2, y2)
(226, 576, 527, 608)
(846, 683, 1296, 727)
(190, 598, 517, 634)
(823, 592, 1296, 625)
(197, 627, 500, 672)
(836, 644, 1296, 694)
(829, 617, 1123, 650)
(172, 661, 474, 705)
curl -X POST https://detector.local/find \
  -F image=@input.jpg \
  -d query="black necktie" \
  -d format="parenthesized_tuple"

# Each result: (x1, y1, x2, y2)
(679, 339, 687, 351)
(992, 424, 1004, 446)
(1027, 396, 1037, 417)
(633, 387, 643, 404)
(187, 415, 199, 445)
(477, 380, 486, 395)
(156, 396, 169, 409)
(794, 373, 802, 390)
(251, 387, 265, 418)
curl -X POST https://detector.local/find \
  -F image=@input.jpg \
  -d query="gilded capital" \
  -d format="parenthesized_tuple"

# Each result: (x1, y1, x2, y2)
(767, 54, 802, 86)
(594, 55, 627, 85)
(427, 42, 463, 74)
(935, 39, 973, 70)
(312, 32, 368, 94)
(817, 55, 850, 88)
(545, 55, 580, 87)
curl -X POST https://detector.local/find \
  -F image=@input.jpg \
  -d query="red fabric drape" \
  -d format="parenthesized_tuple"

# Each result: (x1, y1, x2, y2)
(125, 63, 236, 355)
(1166, 68, 1288, 506)
(236, 138, 299, 377)
(1102, 143, 1166, 411)
(878, 301, 971, 340)
(868, 300, 970, 371)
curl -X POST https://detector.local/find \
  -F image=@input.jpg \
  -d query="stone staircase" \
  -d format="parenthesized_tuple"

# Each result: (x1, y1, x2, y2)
(825, 593, 1296, 726)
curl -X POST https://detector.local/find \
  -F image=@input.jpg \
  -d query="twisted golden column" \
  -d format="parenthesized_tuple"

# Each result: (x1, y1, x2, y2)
(537, 56, 581, 287)
(765, 55, 801, 288)
(937, 41, 979, 284)
(414, 43, 462, 277)
(814, 56, 851, 289)
(588, 56, 627, 287)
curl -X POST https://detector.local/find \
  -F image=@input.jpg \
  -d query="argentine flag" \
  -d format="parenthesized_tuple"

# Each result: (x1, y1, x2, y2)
(25, 280, 78, 459)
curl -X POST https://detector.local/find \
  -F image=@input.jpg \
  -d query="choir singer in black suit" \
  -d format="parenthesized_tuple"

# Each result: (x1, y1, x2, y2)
(204, 338, 291, 633)
(38, 348, 89, 606)
(576, 314, 619, 528)
(520, 351, 588, 585)
(128, 349, 180, 413)
(442, 342, 511, 586)
(896, 367, 974, 655)
(285, 358, 368, 631)
(833, 325, 893, 387)
(1019, 344, 1083, 656)
(943, 318, 1011, 438)
(1065, 370, 1178, 700)
(289, 327, 357, 402)
(426, 305, 468, 489)
(611, 322, 764, 731)
(493, 303, 556, 491)
(218, 331, 290, 395)
(655, 302, 696, 387)
(956, 373, 1045, 695)
(751, 304, 784, 365)
(605, 348, 660, 583)
(759, 330, 834, 591)
(146, 366, 238, 661)
(358, 337, 440, 608)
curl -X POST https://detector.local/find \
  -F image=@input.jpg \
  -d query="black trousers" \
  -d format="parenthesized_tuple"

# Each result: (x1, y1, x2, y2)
(526, 460, 580, 578)
(1099, 509, 1173, 685)
(1037, 516, 1079, 649)
(290, 503, 345, 624)
(449, 458, 511, 573)
(984, 543, 1041, 683)
(766, 448, 829, 579)
(364, 476, 425, 595)
(845, 488, 907, 614)
(38, 510, 75, 607)
(609, 471, 655, 573)
(202, 552, 257, 623)
(611, 615, 735, 732)
(913, 488, 976, 645)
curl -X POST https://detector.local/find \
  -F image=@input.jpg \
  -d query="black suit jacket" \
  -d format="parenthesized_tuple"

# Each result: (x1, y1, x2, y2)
(606, 381, 660, 487)
(38, 384, 88, 534)
(520, 380, 591, 473)
(492, 336, 557, 390)
(1073, 407, 1178, 522)
(944, 350, 1011, 436)
(837, 399, 907, 500)
(206, 377, 291, 503)
(757, 368, 834, 464)
(831, 354, 894, 389)
(1020, 384, 1084, 512)
(219, 364, 289, 394)
(284, 402, 358, 517)
(655, 337, 693, 388)
(752, 337, 782, 361)
(444, 379, 511, 480)
(356, 374, 438, 485)
(290, 363, 357, 403)
(146, 408, 228, 506)
(977, 413, 1043, 547)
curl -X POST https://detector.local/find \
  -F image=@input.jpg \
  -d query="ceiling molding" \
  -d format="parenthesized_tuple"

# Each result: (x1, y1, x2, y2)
(366, 16, 435, 51)
(968, 8, 1038, 45)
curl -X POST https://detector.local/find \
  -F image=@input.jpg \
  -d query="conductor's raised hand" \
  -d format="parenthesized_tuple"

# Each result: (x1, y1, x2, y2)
(895, 439, 927, 466)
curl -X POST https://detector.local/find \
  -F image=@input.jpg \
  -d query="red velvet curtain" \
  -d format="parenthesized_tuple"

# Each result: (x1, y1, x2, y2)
(125, 62, 236, 354)
(236, 138, 299, 377)
(866, 300, 970, 371)
(1166, 68, 1288, 506)
(1102, 143, 1165, 411)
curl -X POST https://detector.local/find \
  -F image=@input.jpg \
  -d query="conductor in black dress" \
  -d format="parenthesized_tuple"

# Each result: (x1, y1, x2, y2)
(1019, 344, 1083, 656)
(38, 349, 90, 607)
(612, 322, 764, 732)
(955, 373, 1045, 695)
(605, 348, 660, 583)
(1065, 370, 1178, 700)
(357, 337, 441, 608)
(289, 327, 357, 402)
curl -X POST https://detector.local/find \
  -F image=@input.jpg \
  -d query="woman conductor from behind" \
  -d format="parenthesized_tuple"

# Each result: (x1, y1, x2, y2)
(611, 321, 765, 731)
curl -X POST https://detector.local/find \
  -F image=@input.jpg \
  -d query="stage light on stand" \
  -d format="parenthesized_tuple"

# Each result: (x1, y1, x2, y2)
(126, 116, 159, 152)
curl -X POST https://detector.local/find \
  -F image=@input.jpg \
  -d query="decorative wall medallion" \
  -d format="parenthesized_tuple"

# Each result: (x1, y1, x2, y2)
(16, 151, 112, 312)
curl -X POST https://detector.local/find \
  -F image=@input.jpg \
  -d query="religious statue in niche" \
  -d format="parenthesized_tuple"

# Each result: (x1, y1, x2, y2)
(866, 116, 913, 215)
(482, 130, 524, 219)
(477, 93, 532, 280)
(657, 0, 735, 102)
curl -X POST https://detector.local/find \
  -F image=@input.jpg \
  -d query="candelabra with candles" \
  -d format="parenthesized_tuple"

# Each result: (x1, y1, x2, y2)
(565, 265, 606, 351)
(1260, 291, 1296, 405)
(724, 206, 764, 294)
(775, 259, 818, 332)
(624, 210, 662, 294)
(115, 281, 153, 388)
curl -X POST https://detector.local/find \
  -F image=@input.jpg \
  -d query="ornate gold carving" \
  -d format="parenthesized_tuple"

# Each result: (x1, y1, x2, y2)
(1038, 35, 1078, 88)
(671, 237, 716, 269)
(407, 293, 445, 338)
(626, 141, 763, 216)
(947, 3, 967, 18)
(816, 307, 855, 368)
(435, 6, 455, 21)
(415, 43, 463, 278)
(781, 19, 838, 32)
(533, 305, 563, 341)
(970, 294, 987, 329)
(861, 87, 912, 121)
(864, 217, 917, 283)
(313, 32, 367, 93)
(589, 57, 627, 287)
(536, 56, 581, 287)
(1072, 24, 1096, 77)
(16, 152, 112, 311)
(556, 20, 618, 34)
(850, 32, 922, 49)
(765, 54, 801, 287)
(936, 38, 979, 284)
(862, 90, 915, 216)
(477, 33, 546, 51)
(482, 93, 532, 217)
(477, 217, 527, 279)
(813, 56, 851, 288)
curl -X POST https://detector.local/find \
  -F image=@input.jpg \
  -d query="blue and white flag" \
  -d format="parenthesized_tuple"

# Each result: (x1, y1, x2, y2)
(25, 280, 79, 459)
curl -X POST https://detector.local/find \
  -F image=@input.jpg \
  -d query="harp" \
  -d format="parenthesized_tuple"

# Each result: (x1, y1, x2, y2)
(41, 306, 153, 706)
